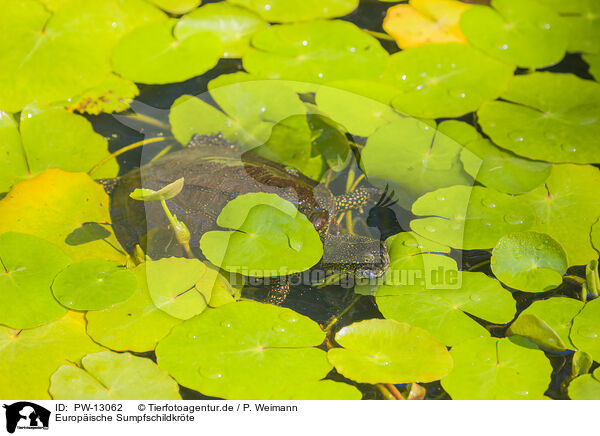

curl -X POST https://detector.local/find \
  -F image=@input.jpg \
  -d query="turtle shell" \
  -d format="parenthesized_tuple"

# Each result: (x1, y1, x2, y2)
(111, 145, 335, 258)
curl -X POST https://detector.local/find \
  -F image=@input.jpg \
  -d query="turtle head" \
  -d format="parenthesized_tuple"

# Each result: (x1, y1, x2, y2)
(322, 234, 390, 280)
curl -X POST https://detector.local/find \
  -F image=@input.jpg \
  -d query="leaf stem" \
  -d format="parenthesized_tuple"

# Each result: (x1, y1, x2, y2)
(88, 136, 170, 176)
(385, 383, 405, 400)
(120, 112, 171, 130)
(363, 29, 395, 41)
(377, 384, 396, 400)
(467, 259, 491, 271)
(160, 199, 193, 258)
(324, 294, 361, 333)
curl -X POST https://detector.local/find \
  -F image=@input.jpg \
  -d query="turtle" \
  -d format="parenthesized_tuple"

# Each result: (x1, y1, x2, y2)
(103, 134, 391, 304)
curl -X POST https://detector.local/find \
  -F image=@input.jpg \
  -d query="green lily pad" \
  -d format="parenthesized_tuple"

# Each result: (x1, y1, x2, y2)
(460, 0, 567, 68)
(572, 350, 594, 378)
(112, 19, 222, 84)
(491, 232, 567, 293)
(441, 337, 552, 399)
(584, 54, 600, 81)
(383, 43, 514, 118)
(507, 297, 584, 351)
(315, 82, 404, 137)
(86, 264, 182, 353)
(411, 185, 535, 250)
(478, 73, 600, 164)
(520, 164, 600, 267)
(361, 119, 472, 209)
(0, 312, 104, 399)
(376, 272, 516, 346)
(327, 319, 453, 384)
(0, 170, 127, 263)
(0, 232, 71, 329)
(592, 218, 600, 253)
(52, 259, 137, 311)
(146, 258, 214, 320)
(439, 121, 551, 195)
(156, 301, 355, 399)
(226, 0, 358, 22)
(571, 298, 600, 362)
(0, 104, 118, 193)
(146, 0, 201, 14)
(200, 193, 323, 276)
(0, 0, 165, 113)
(50, 351, 181, 400)
(67, 74, 139, 115)
(243, 20, 389, 84)
(569, 368, 600, 400)
(175, 3, 268, 58)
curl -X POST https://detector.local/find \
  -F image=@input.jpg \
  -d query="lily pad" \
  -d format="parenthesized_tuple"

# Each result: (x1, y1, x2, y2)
(175, 3, 268, 58)
(0, 112, 28, 194)
(569, 368, 600, 400)
(460, 0, 567, 68)
(507, 297, 584, 351)
(112, 19, 222, 84)
(383, 0, 471, 48)
(156, 301, 356, 399)
(376, 272, 516, 346)
(441, 337, 552, 399)
(361, 119, 472, 208)
(226, 0, 358, 22)
(0, 312, 103, 399)
(592, 218, 600, 253)
(328, 319, 453, 384)
(384, 43, 514, 118)
(478, 73, 600, 164)
(439, 120, 551, 195)
(243, 20, 389, 84)
(410, 185, 535, 250)
(584, 54, 600, 81)
(491, 232, 567, 293)
(0, 169, 127, 263)
(86, 264, 182, 353)
(146, 0, 201, 14)
(200, 193, 323, 276)
(146, 258, 214, 320)
(571, 298, 600, 362)
(0, 0, 165, 112)
(50, 351, 181, 400)
(52, 259, 137, 311)
(520, 164, 600, 267)
(67, 75, 139, 115)
(0, 232, 71, 329)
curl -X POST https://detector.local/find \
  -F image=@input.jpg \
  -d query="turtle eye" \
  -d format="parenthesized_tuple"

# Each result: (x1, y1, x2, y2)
(362, 253, 376, 264)
(310, 211, 329, 231)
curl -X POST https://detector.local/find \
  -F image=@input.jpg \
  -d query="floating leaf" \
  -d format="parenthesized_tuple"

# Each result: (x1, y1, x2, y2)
(146, 258, 213, 320)
(0, 232, 71, 329)
(243, 20, 389, 84)
(585, 54, 600, 81)
(156, 301, 358, 399)
(520, 164, 600, 267)
(508, 297, 584, 351)
(0, 312, 103, 399)
(200, 193, 323, 276)
(491, 232, 567, 293)
(86, 264, 182, 353)
(441, 337, 552, 399)
(50, 351, 181, 400)
(411, 185, 535, 250)
(0, 0, 165, 112)
(328, 319, 453, 384)
(52, 259, 137, 311)
(0, 112, 28, 194)
(439, 121, 551, 195)
(460, 0, 567, 68)
(0, 169, 127, 262)
(569, 368, 600, 400)
(383, 0, 471, 48)
(384, 43, 514, 118)
(146, 0, 201, 14)
(67, 75, 139, 115)
(175, 3, 268, 58)
(130, 177, 185, 201)
(571, 298, 600, 362)
(226, 0, 358, 22)
(592, 218, 600, 253)
(572, 350, 594, 378)
(362, 119, 472, 208)
(377, 272, 515, 346)
(112, 19, 222, 84)
(478, 73, 600, 164)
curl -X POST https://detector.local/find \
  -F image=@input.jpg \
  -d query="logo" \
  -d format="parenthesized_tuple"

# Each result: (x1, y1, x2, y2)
(3, 402, 50, 434)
